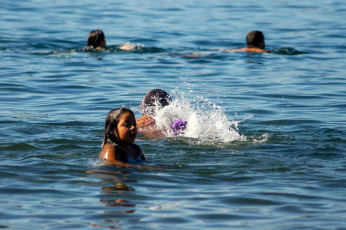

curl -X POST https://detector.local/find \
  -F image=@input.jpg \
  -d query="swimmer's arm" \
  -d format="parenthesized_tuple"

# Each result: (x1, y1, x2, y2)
(220, 49, 233, 52)
(220, 48, 245, 52)
(119, 43, 136, 50)
(101, 159, 157, 170)
(221, 47, 269, 53)
(248, 47, 269, 53)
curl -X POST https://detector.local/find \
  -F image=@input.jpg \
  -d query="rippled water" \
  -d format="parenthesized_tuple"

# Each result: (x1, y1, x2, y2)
(1, 0, 346, 229)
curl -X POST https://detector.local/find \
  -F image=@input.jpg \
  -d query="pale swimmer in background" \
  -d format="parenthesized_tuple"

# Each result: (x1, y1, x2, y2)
(87, 30, 107, 49)
(84, 29, 144, 51)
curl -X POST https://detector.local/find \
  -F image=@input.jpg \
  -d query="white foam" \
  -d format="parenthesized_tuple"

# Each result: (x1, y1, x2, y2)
(151, 89, 247, 144)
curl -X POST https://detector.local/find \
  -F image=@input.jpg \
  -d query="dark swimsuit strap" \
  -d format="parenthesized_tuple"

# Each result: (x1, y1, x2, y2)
(113, 143, 141, 162)
(110, 143, 126, 162)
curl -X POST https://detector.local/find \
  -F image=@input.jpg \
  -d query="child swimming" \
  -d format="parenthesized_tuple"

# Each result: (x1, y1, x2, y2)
(136, 89, 171, 134)
(85, 30, 142, 51)
(222, 31, 268, 53)
(137, 89, 188, 137)
(87, 30, 106, 49)
(99, 107, 146, 163)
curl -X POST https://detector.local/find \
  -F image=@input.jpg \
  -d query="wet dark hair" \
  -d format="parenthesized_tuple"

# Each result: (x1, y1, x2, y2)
(88, 30, 106, 48)
(101, 107, 134, 148)
(142, 89, 171, 108)
(246, 31, 265, 48)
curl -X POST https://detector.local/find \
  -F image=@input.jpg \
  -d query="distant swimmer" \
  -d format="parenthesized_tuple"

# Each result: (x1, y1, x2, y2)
(85, 30, 140, 51)
(99, 107, 146, 164)
(222, 31, 268, 53)
(87, 30, 106, 49)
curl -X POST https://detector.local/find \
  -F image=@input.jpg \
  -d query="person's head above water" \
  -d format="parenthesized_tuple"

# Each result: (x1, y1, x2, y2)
(101, 107, 136, 147)
(88, 30, 106, 49)
(246, 31, 265, 49)
(142, 89, 171, 108)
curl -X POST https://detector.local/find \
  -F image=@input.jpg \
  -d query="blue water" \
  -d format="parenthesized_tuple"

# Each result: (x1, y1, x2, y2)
(1, 0, 346, 229)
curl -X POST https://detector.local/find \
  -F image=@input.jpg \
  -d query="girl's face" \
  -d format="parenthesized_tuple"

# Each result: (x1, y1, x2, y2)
(115, 112, 137, 145)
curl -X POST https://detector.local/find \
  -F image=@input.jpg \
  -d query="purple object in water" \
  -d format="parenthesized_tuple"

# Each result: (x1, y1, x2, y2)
(170, 119, 187, 136)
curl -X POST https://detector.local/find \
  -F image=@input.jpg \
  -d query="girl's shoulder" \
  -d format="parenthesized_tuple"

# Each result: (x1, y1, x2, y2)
(99, 143, 128, 162)
(99, 143, 117, 160)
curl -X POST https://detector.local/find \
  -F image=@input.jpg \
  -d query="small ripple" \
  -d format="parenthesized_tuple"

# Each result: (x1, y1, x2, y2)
(0, 143, 38, 151)
(223, 196, 283, 206)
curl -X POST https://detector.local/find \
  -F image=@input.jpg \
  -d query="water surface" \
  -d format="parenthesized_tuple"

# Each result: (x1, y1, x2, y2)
(1, 0, 346, 229)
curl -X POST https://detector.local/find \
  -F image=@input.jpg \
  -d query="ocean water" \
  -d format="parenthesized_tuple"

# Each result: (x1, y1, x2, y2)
(1, 0, 346, 229)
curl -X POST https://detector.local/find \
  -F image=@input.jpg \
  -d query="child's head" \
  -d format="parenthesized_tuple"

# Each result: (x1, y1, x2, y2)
(142, 89, 171, 108)
(246, 31, 265, 49)
(102, 107, 137, 147)
(88, 30, 106, 48)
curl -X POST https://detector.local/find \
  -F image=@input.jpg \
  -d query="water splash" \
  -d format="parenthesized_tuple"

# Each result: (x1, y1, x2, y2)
(150, 89, 247, 145)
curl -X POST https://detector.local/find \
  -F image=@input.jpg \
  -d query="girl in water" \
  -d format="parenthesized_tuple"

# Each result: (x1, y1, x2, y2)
(99, 107, 146, 163)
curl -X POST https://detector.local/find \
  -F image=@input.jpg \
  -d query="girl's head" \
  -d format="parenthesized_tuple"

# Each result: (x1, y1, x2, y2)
(102, 108, 137, 147)
(88, 30, 106, 48)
